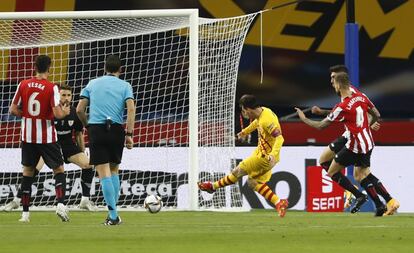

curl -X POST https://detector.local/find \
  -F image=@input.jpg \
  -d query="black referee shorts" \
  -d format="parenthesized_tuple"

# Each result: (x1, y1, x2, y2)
(88, 124, 125, 165)
(21, 142, 63, 170)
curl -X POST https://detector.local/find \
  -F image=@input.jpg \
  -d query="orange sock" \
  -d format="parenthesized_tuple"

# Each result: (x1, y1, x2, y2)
(255, 183, 279, 206)
(213, 173, 238, 189)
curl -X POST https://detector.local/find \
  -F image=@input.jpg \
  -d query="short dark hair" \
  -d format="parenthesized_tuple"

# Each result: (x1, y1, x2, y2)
(35, 55, 51, 73)
(239, 94, 260, 109)
(59, 83, 72, 92)
(105, 55, 122, 73)
(329, 65, 348, 73)
(333, 72, 349, 87)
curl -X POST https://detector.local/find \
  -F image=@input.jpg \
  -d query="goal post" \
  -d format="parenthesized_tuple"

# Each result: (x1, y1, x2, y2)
(0, 9, 257, 211)
(188, 10, 199, 211)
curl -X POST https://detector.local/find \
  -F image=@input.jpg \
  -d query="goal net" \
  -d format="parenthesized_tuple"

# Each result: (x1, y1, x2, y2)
(0, 10, 256, 211)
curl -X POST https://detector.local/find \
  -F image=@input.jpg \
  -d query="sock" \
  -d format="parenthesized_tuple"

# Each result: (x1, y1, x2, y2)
(54, 172, 66, 204)
(20, 176, 34, 212)
(81, 168, 94, 197)
(366, 173, 392, 203)
(17, 169, 39, 199)
(331, 172, 364, 198)
(320, 161, 331, 172)
(101, 176, 118, 220)
(360, 177, 383, 208)
(213, 173, 238, 190)
(111, 173, 120, 204)
(254, 183, 279, 206)
(16, 186, 23, 199)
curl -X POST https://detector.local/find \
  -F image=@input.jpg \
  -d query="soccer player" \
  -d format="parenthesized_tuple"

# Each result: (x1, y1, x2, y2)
(312, 65, 399, 215)
(295, 72, 387, 216)
(198, 94, 289, 217)
(77, 55, 135, 225)
(9, 55, 70, 222)
(3, 84, 96, 212)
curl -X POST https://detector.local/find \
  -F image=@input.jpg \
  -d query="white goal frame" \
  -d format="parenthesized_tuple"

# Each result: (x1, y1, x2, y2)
(0, 9, 200, 210)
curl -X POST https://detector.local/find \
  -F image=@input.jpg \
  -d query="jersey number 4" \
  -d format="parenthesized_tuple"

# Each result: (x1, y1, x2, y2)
(355, 106, 364, 128)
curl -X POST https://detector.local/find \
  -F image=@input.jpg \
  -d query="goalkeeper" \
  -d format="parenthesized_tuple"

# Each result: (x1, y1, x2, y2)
(198, 94, 289, 217)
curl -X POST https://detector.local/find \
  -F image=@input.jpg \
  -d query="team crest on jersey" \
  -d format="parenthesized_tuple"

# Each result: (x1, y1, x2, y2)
(68, 120, 74, 126)
(267, 123, 274, 130)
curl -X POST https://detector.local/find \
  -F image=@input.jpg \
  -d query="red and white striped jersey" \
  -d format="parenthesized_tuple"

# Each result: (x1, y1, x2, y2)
(11, 77, 60, 144)
(327, 92, 375, 154)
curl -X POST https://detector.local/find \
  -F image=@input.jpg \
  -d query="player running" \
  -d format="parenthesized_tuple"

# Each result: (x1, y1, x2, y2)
(312, 65, 399, 215)
(295, 72, 388, 216)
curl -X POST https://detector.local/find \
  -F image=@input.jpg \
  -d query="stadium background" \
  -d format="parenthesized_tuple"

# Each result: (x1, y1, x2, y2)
(0, 0, 413, 211)
(1, 0, 412, 146)
(0, 3, 413, 253)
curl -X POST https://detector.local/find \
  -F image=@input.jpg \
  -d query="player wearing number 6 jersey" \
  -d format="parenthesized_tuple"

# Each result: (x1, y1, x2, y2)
(198, 94, 289, 217)
(4, 84, 97, 212)
(9, 55, 70, 222)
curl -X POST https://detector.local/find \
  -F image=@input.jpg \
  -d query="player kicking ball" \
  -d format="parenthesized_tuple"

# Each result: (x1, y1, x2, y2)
(4, 84, 97, 213)
(198, 94, 289, 217)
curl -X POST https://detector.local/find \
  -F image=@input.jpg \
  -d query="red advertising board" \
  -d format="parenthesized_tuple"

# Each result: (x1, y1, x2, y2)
(306, 166, 344, 212)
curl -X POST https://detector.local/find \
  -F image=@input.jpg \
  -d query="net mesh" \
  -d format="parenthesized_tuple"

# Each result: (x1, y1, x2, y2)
(0, 12, 257, 210)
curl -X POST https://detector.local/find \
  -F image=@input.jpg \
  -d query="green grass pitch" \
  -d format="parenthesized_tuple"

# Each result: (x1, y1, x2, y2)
(0, 210, 413, 253)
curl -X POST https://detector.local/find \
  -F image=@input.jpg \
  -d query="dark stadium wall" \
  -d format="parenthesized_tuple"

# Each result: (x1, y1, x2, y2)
(77, 0, 413, 119)
(2, 0, 413, 125)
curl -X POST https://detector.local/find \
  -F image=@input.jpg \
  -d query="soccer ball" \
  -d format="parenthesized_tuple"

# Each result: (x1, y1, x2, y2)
(144, 195, 163, 213)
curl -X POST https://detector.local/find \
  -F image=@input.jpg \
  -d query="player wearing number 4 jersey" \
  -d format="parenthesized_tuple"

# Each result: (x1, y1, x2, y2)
(198, 94, 288, 217)
(9, 55, 70, 222)
(313, 65, 399, 216)
(296, 72, 391, 216)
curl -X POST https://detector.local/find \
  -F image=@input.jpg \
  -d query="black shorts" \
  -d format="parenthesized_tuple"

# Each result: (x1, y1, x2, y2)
(60, 143, 82, 164)
(21, 142, 63, 170)
(329, 136, 347, 153)
(88, 124, 125, 165)
(334, 147, 372, 168)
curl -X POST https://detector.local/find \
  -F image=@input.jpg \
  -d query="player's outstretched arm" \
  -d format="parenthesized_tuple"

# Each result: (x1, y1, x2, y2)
(295, 107, 331, 130)
(311, 106, 331, 116)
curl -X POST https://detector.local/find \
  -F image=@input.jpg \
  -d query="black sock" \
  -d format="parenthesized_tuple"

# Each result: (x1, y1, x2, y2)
(16, 186, 23, 199)
(360, 177, 383, 208)
(320, 161, 331, 172)
(21, 176, 34, 212)
(331, 172, 364, 198)
(81, 168, 94, 197)
(17, 169, 39, 198)
(366, 173, 392, 202)
(54, 172, 66, 204)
